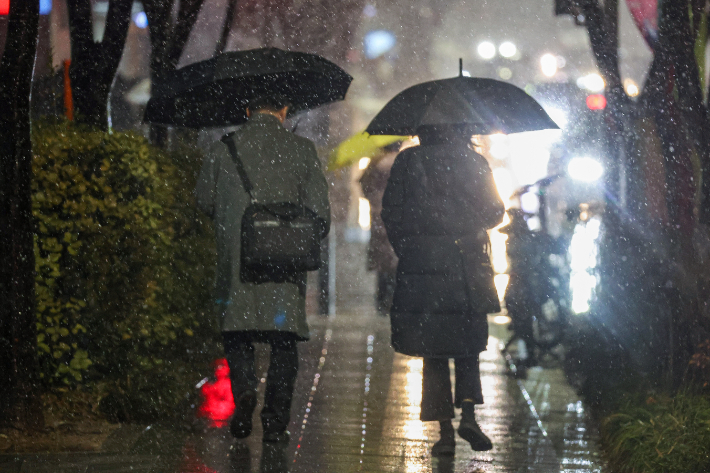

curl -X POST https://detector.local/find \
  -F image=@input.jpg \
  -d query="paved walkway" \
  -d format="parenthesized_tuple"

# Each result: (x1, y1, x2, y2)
(1, 306, 603, 473)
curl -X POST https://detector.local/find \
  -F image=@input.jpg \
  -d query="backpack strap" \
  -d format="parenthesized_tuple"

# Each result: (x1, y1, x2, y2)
(221, 133, 257, 204)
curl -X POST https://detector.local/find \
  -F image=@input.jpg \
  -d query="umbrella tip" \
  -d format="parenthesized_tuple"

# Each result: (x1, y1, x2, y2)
(459, 58, 463, 77)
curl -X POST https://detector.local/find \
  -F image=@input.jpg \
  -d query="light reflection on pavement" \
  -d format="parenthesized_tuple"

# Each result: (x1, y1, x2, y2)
(177, 309, 603, 473)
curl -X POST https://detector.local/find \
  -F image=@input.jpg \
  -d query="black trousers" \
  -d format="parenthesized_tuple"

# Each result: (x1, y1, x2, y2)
(223, 332, 299, 433)
(420, 356, 483, 421)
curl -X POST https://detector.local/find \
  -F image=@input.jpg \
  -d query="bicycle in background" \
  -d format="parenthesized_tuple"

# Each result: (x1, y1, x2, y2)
(500, 176, 574, 368)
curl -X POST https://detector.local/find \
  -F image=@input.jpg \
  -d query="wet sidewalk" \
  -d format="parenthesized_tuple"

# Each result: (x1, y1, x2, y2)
(1, 307, 603, 473)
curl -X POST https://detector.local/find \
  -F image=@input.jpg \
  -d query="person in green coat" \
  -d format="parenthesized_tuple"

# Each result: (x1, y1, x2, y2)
(195, 95, 330, 442)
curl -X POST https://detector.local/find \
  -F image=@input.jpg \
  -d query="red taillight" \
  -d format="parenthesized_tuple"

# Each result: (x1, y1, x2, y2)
(586, 94, 607, 110)
(0, 0, 10, 15)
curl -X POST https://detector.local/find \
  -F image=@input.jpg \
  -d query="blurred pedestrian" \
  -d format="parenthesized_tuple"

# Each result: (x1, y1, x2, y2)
(500, 209, 538, 366)
(195, 95, 330, 443)
(381, 125, 504, 456)
(359, 144, 400, 314)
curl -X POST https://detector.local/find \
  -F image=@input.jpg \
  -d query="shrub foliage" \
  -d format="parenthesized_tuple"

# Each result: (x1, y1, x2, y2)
(32, 121, 219, 420)
(602, 391, 710, 473)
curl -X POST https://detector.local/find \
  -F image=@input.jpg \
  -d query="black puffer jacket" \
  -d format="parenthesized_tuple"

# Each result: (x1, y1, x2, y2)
(381, 138, 504, 358)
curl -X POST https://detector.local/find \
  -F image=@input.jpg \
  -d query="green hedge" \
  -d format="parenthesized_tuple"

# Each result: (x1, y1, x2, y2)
(32, 121, 219, 420)
(602, 391, 710, 473)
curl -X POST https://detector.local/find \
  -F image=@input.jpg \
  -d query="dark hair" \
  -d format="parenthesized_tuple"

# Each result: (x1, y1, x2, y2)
(247, 94, 291, 112)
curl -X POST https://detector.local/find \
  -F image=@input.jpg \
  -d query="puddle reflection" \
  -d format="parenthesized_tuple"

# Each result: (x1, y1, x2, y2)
(176, 429, 291, 473)
(404, 357, 427, 472)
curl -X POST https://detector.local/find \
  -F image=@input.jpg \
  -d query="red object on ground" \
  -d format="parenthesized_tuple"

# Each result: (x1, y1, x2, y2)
(586, 94, 607, 110)
(0, 0, 9, 16)
(196, 358, 235, 428)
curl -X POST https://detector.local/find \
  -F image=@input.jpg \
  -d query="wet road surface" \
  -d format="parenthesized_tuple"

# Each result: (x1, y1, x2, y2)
(2, 306, 603, 473)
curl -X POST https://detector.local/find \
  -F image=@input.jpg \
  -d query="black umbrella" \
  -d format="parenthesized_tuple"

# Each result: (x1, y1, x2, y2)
(366, 70, 559, 136)
(144, 48, 353, 128)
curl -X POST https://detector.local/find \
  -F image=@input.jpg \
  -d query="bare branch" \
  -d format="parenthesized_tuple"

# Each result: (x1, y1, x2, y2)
(215, 0, 238, 56)
(168, 0, 206, 69)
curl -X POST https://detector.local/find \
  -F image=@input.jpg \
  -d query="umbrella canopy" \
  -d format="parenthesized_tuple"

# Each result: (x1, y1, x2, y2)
(328, 132, 406, 171)
(144, 48, 353, 128)
(366, 76, 559, 136)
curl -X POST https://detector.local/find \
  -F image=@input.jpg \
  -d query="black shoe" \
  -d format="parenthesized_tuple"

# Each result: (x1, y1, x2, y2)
(457, 420, 493, 451)
(431, 420, 456, 457)
(230, 390, 257, 439)
(263, 429, 290, 443)
(431, 437, 456, 456)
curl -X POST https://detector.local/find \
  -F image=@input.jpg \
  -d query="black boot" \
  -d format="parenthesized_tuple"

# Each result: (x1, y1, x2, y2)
(431, 420, 456, 456)
(458, 401, 492, 451)
(230, 389, 257, 439)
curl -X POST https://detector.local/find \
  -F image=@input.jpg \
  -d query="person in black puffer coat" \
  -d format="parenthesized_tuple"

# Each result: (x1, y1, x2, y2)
(381, 126, 504, 456)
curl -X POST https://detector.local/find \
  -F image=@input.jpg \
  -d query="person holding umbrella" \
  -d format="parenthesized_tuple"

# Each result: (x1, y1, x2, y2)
(375, 63, 558, 456)
(172, 48, 351, 443)
(195, 93, 331, 443)
(359, 143, 402, 315)
(381, 124, 504, 455)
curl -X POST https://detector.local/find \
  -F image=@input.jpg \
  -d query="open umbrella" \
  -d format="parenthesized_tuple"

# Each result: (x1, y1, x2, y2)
(144, 48, 353, 128)
(328, 132, 407, 171)
(366, 67, 558, 136)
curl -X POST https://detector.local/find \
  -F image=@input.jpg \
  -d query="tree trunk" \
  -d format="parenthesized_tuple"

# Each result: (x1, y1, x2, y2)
(581, 0, 629, 204)
(0, 0, 42, 429)
(71, 64, 112, 127)
(67, 0, 132, 130)
(656, 0, 708, 387)
(143, 0, 206, 147)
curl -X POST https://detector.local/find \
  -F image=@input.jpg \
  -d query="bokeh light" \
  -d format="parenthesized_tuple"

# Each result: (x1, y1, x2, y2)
(477, 41, 496, 60)
(540, 53, 558, 77)
(499, 41, 517, 58)
(577, 73, 605, 92)
(568, 157, 603, 182)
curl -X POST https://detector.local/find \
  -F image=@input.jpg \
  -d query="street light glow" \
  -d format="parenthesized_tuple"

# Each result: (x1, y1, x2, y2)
(358, 197, 371, 230)
(478, 41, 496, 60)
(540, 53, 557, 77)
(577, 73, 605, 92)
(569, 217, 601, 314)
(499, 41, 517, 58)
(133, 11, 148, 28)
(624, 79, 639, 97)
(544, 106, 568, 129)
(568, 157, 603, 182)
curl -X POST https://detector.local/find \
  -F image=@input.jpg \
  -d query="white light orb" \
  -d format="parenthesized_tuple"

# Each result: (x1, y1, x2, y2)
(624, 79, 639, 97)
(568, 157, 604, 182)
(540, 53, 557, 77)
(577, 73, 605, 92)
(499, 41, 517, 58)
(477, 41, 496, 60)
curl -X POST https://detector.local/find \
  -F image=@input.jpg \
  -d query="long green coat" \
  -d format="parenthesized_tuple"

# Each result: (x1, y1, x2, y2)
(195, 113, 330, 339)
